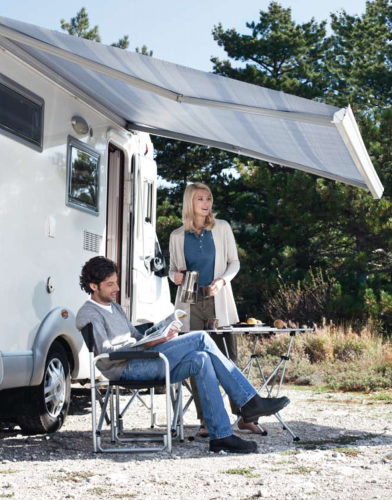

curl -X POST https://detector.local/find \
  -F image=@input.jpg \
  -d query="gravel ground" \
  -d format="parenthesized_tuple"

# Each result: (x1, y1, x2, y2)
(1, 387, 392, 500)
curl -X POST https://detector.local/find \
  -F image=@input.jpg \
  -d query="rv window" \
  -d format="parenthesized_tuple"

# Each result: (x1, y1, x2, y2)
(0, 75, 44, 152)
(143, 180, 153, 223)
(66, 137, 100, 215)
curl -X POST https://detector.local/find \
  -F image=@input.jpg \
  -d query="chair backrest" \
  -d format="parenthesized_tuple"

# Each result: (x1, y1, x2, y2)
(81, 322, 95, 352)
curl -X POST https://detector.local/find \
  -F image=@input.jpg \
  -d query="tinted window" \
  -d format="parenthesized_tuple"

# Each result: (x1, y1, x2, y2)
(0, 76, 43, 151)
(67, 137, 100, 214)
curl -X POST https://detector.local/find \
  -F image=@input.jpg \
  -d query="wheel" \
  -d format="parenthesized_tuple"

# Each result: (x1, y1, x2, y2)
(17, 341, 71, 434)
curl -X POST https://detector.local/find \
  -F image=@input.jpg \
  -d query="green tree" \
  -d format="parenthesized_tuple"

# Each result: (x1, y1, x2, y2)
(61, 8, 151, 55)
(61, 7, 101, 41)
(212, 0, 330, 99)
(112, 35, 130, 50)
(209, 1, 392, 327)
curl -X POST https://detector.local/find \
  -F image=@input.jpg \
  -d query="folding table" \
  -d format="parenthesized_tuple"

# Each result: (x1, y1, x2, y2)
(207, 326, 313, 441)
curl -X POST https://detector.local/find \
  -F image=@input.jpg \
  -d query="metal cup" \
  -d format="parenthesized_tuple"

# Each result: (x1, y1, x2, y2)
(179, 270, 199, 304)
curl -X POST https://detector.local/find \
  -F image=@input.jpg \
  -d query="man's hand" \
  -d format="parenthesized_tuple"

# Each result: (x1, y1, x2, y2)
(144, 328, 179, 349)
(210, 278, 226, 296)
(174, 268, 186, 285)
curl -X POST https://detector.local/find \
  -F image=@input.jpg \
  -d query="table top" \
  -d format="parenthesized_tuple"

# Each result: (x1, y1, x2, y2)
(203, 326, 313, 334)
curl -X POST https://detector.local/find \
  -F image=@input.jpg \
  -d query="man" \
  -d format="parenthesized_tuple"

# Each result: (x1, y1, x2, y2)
(76, 256, 290, 454)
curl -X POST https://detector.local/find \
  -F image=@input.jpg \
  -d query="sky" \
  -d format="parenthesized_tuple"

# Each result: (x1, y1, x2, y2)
(0, 0, 369, 71)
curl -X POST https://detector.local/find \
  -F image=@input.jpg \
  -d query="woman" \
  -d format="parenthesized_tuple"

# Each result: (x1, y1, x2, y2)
(169, 182, 261, 435)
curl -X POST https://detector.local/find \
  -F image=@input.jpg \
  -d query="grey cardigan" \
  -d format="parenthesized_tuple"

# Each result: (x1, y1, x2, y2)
(169, 219, 240, 331)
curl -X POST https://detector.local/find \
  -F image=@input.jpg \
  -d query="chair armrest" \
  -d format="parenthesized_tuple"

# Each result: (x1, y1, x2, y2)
(109, 351, 160, 361)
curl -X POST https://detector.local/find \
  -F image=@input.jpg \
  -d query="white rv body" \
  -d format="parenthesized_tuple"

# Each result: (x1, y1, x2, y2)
(0, 47, 173, 430)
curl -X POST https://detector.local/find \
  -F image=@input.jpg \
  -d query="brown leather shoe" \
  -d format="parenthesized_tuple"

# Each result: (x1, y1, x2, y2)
(237, 417, 263, 434)
(197, 424, 209, 438)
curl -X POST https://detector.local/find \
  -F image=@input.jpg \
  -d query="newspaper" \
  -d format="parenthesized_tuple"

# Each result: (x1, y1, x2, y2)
(130, 309, 187, 348)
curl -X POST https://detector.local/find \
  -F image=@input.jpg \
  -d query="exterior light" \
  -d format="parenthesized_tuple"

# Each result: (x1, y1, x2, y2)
(71, 115, 89, 135)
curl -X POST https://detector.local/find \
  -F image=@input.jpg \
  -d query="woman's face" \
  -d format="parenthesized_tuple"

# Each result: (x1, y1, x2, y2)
(192, 189, 213, 219)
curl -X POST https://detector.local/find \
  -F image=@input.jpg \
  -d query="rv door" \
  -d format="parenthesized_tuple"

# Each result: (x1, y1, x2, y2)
(131, 154, 159, 323)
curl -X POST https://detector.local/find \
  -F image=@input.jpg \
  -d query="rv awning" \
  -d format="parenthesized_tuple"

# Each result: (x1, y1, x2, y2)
(0, 16, 384, 199)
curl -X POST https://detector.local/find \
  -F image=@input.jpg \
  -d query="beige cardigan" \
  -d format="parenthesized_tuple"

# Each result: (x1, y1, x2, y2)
(169, 219, 240, 332)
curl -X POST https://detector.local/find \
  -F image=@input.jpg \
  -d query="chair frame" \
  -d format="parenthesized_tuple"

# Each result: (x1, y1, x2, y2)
(81, 323, 174, 453)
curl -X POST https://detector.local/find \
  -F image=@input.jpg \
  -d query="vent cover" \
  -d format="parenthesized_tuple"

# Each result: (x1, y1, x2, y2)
(83, 230, 102, 253)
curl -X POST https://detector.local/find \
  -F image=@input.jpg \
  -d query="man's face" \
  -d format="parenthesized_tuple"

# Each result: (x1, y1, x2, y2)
(90, 273, 119, 305)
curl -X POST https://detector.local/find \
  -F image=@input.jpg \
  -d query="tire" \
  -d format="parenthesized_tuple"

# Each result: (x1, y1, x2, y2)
(17, 341, 71, 434)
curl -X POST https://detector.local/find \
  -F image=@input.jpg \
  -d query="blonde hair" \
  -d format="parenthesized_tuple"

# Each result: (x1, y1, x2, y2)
(182, 183, 216, 232)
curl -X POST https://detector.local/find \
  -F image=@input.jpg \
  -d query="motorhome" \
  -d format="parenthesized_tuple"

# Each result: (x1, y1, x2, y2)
(0, 16, 384, 434)
(0, 46, 173, 434)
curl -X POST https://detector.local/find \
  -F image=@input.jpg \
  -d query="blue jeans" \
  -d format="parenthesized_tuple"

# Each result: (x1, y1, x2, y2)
(120, 331, 257, 440)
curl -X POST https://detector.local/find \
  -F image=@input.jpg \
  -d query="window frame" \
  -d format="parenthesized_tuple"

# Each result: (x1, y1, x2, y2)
(66, 136, 100, 216)
(0, 74, 44, 152)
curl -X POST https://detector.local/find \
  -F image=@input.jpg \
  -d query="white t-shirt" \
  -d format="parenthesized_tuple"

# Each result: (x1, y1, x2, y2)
(88, 297, 113, 313)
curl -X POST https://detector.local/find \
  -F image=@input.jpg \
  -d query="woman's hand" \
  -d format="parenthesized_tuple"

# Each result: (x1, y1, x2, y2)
(174, 268, 186, 285)
(210, 278, 226, 296)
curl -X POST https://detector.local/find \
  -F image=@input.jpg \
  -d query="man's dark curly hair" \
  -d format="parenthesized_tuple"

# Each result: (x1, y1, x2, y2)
(79, 256, 118, 294)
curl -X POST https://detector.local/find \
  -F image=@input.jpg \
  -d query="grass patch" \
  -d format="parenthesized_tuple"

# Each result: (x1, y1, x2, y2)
(276, 459, 296, 465)
(332, 447, 361, 457)
(0, 469, 16, 474)
(113, 495, 136, 499)
(222, 467, 260, 478)
(287, 466, 318, 475)
(0, 494, 14, 499)
(49, 471, 95, 483)
(371, 392, 392, 402)
(89, 488, 108, 496)
(372, 413, 392, 421)
(286, 385, 312, 392)
(278, 449, 300, 456)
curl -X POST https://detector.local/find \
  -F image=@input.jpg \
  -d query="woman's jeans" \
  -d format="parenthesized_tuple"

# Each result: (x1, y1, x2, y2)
(120, 331, 256, 440)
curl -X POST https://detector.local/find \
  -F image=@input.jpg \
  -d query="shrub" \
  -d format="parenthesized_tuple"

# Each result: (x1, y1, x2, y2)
(332, 334, 367, 361)
(264, 268, 340, 325)
(236, 321, 392, 392)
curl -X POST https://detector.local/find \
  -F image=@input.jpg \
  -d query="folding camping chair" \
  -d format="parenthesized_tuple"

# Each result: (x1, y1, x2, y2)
(81, 322, 183, 453)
